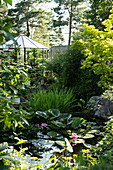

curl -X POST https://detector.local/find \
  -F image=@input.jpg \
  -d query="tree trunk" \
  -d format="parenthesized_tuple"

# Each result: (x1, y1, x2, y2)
(68, 0, 73, 46)
(27, 19, 30, 37)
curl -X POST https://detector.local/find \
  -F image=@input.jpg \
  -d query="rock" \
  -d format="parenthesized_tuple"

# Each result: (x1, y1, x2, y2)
(89, 96, 113, 124)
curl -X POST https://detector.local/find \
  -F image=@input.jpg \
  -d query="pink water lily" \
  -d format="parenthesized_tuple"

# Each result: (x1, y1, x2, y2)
(41, 123, 48, 127)
(71, 133, 78, 146)
(34, 124, 39, 128)
(72, 133, 78, 139)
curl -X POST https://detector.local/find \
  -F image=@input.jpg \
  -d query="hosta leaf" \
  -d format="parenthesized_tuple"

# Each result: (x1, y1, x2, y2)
(48, 109, 60, 117)
(51, 121, 65, 128)
(0, 156, 16, 163)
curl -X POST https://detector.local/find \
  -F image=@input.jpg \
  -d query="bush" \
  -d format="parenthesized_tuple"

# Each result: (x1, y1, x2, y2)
(46, 47, 103, 100)
(27, 87, 75, 113)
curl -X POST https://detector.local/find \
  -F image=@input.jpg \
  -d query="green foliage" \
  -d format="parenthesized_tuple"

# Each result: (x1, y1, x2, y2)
(80, 116, 113, 169)
(53, 0, 85, 45)
(0, 4, 15, 42)
(8, 0, 51, 46)
(0, 141, 41, 170)
(1, 0, 12, 5)
(36, 109, 85, 133)
(74, 7, 113, 88)
(0, 57, 30, 130)
(27, 88, 75, 112)
(0, 142, 16, 170)
(0, 59, 28, 93)
(85, 0, 112, 31)
(47, 47, 102, 99)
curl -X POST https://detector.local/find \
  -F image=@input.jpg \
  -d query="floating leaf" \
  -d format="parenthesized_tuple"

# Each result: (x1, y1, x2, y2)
(65, 138, 73, 153)
(75, 139, 85, 143)
(55, 140, 65, 148)
(47, 131, 61, 138)
(0, 142, 8, 152)
(88, 130, 98, 134)
(83, 134, 94, 139)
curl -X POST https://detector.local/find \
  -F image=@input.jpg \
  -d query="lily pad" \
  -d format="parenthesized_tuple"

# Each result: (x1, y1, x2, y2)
(55, 140, 65, 148)
(75, 139, 85, 143)
(87, 130, 98, 134)
(47, 131, 61, 138)
(83, 134, 94, 139)
(65, 138, 73, 153)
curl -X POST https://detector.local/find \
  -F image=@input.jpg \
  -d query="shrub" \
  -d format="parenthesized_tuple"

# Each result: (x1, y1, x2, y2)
(27, 88, 75, 113)
(46, 47, 103, 100)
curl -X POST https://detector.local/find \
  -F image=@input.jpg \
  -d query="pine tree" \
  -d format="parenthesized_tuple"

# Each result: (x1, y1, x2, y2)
(53, 0, 85, 46)
(8, 0, 51, 46)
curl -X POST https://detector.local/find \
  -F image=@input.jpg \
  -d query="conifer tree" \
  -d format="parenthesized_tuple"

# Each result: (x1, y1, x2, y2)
(53, 0, 85, 46)
(8, 0, 51, 46)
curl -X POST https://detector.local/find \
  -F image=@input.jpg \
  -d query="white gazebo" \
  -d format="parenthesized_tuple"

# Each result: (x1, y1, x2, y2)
(0, 34, 49, 63)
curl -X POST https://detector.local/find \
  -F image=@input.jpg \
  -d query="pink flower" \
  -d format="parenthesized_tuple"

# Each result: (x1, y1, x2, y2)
(41, 123, 48, 128)
(98, 84, 101, 86)
(34, 124, 39, 128)
(107, 60, 111, 65)
(72, 133, 78, 139)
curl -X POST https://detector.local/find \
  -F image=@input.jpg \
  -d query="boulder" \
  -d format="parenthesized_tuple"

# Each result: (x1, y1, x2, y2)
(89, 96, 113, 124)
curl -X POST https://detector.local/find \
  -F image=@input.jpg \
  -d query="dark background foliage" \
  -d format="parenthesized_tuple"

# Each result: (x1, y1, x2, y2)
(47, 47, 103, 100)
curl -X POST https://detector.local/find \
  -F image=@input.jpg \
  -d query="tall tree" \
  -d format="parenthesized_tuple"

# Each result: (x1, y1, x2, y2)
(85, 0, 112, 31)
(8, 0, 51, 46)
(53, 0, 85, 46)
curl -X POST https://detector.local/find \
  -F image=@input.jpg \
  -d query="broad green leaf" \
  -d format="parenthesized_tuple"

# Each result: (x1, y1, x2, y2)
(47, 131, 60, 138)
(3, 0, 12, 5)
(48, 109, 60, 117)
(88, 130, 98, 134)
(55, 140, 65, 148)
(71, 118, 84, 129)
(65, 138, 73, 153)
(17, 139, 27, 145)
(75, 139, 85, 143)
(83, 134, 94, 139)
(51, 120, 65, 128)
(0, 142, 8, 152)
(21, 117, 29, 125)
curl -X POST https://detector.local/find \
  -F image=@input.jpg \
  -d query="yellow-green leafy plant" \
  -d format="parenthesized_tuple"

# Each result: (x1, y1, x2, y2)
(72, 6, 113, 88)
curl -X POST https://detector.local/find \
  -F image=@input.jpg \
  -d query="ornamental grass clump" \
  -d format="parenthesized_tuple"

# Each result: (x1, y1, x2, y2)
(27, 88, 75, 113)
